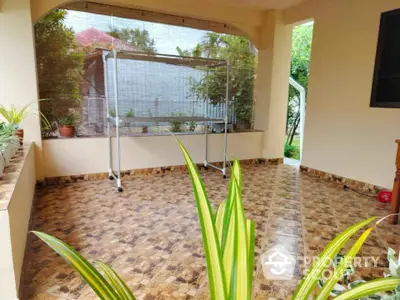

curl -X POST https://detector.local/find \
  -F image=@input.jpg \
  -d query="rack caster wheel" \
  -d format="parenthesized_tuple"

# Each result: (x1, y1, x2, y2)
(109, 176, 114, 180)
(118, 187, 123, 192)
(204, 166, 208, 170)
(223, 175, 227, 179)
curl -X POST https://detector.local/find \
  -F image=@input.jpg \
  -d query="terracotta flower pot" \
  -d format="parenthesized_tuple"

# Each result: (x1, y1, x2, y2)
(58, 125, 75, 138)
(16, 128, 24, 146)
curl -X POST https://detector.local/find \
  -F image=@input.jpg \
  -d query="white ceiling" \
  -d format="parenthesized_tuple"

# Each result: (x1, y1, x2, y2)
(208, 0, 306, 10)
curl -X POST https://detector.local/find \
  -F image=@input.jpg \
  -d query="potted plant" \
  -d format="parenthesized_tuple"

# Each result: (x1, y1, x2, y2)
(125, 108, 135, 118)
(58, 112, 78, 138)
(0, 102, 50, 145)
(0, 123, 19, 177)
(142, 109, 152, 134)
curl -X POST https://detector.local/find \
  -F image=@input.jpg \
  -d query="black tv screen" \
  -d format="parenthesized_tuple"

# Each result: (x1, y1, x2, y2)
(371, 8, 400, 108)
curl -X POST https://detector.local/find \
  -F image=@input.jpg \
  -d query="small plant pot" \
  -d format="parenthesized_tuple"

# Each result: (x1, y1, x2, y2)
(16, 128, 24, 146)
(58, 125, 75, 138)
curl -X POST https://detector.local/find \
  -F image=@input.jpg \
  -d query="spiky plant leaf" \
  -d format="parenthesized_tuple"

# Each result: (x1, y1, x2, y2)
(334, 278, 400, 300)
(176, 140, 228, 300)
(316, 227, 374, 299)
(293, 217, 377, 299)
(96, 261, 136, 300)
(32, 231, 120, 300)
(176, 139, 255, 300)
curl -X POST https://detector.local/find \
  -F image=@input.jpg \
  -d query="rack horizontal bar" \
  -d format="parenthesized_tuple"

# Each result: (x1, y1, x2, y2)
(105, 50, 227, 68)
(107, 116, 225, 125)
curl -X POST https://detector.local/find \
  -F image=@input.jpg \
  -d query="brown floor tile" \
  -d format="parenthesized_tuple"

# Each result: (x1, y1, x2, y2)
(21, 164, 399, 299)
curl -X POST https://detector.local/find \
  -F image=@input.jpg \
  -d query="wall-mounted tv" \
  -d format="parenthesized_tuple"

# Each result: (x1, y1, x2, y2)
(371, 8, 400, 108)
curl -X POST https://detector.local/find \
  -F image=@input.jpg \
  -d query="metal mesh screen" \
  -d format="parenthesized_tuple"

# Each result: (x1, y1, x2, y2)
(35, 9, 255, 138)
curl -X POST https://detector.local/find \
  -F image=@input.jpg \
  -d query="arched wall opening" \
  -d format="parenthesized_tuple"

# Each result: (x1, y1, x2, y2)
(33, 2, 263, 178)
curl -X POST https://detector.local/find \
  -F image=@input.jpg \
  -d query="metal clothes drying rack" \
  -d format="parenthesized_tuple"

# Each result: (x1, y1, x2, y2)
(104, 49, 230, 192)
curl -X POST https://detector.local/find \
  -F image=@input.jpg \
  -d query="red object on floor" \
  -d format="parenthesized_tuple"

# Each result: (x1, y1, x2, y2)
(378, 190, 392, 203)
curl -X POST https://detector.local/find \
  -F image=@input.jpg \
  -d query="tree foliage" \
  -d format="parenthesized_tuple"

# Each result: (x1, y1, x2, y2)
(287, 23, 313, 143)
(290, 23, 313, 91)
(176, 45, 201, 57)
(35, 9, 84, 129)
(180, 33, 256, 124)
(107, 28, 156, 53)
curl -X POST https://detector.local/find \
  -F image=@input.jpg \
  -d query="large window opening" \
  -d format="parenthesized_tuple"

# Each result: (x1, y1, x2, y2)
(34, 7, 257, 138)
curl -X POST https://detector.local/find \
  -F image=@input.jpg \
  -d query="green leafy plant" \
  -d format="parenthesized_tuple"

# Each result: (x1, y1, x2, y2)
(179, 140, 255, 299)
(318, 248, 400, 299)
(58, 112, 79, 126)
(125, 108, 135, 118)
(235, 102, 253, 123)
(0, 103, 50, 129)
(32, 231, 135, 300)
(293, 217, 400, 299)
(0, 122, 18, 152)
(189, 121, 197, 132)
(0, 122, 16, 137)
(109, 108, 117, 118)
(32, 138, 256, 299)
(188, 33, 256, 126)
(284, 143, 299, 158)
(170, 112, 186, 132)
(35, 9, 84, 133)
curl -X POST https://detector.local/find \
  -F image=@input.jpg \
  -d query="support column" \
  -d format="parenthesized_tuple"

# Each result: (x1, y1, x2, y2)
(0, 0, 43, 178)
(254, 11, 292, 160)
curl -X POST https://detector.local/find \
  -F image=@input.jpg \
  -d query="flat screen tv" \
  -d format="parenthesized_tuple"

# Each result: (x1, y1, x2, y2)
(370, 8, 400, 108)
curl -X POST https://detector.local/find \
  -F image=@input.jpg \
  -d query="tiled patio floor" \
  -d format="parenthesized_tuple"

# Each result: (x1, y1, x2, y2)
(22, 164, 399, 299)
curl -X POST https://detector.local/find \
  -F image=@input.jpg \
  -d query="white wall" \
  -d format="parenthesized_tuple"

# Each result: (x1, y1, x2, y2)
(0, 0, 43, 179)
(0, 144, 36, 300)
(295, 0, 400, 188)
(0, 213, 16, 300)
(42, 132, 263, 177)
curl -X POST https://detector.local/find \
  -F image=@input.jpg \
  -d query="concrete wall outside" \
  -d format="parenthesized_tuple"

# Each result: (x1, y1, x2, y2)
(0, 0, 43, 178)
(42, 132, 263, 177)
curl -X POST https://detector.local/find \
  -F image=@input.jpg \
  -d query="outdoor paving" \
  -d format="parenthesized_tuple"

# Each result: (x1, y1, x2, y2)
(21, 163, 399, 299)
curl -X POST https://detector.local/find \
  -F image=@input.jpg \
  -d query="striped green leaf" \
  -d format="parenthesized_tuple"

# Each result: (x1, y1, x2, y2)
(176, 138, 255, 300)
(215, 201, 227, 245)
(231, 160, 250, 300)
(334, 278, 400, 300)
(177, 140, 228, 300)
(316, 227, 374, 300)
(220, 162, 239, 251)
(293, 217, 377, 300)
(32, 231, 120, 300)
(246, 219, 256, 299)
(222, 200, 236, 297)
(96, 261, 136, 300)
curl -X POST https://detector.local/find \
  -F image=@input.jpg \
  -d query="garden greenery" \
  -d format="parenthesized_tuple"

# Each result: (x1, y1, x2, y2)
(180, 33, 256, 125)
(0, 103, 50, 129)
(58, 112, 79, 126)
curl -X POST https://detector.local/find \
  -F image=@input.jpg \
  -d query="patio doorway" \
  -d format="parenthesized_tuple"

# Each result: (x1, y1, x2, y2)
(284, 21, 314, 163)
